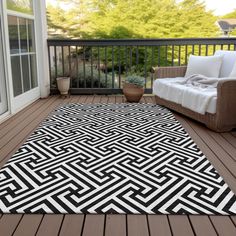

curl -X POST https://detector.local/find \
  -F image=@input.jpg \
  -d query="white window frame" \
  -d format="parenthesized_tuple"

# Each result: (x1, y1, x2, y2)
(0, 1, 10, 121)
(2, 0, 40, 114)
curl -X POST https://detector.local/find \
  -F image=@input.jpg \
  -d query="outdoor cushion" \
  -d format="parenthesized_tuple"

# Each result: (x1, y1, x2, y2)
(185, 55, 223, 78)
(153, 78, 217, 114)
(214, 50, 236, 77)
(229, 62, 236, 77)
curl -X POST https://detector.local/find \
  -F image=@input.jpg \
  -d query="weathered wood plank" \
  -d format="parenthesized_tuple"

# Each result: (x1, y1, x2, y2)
(207, 131, 236, 161)
(100, 95, 109, 103)
(143, 96, 154, 104)
(85, 95, 94, 103)
(168, 215, 194, 236)
(210, 216, 236, 236)
(189, 215, 217, 236)
(59, 215, 84, 236)
(105, 215, 126, 236)
(148, 215, 172, 236)
(115, 95, 123, 103)
(82, 215, 105, 236)
(13, 214, 43, 236)
(0, 99, 48, 139)
(127, 215, 149, 236)
(230, 216, 236, 226)
(221, 133, 236, 149)
(108, 95, 116, 103)
(93, 95, 102, 103)
(0, 99, 42, 129)
(78, 95, 88, 103)
(36, 215, 64, 236)
(0, 214, 23, 236)
(0, 97, 67, 167)
(0, 96, 57, 149)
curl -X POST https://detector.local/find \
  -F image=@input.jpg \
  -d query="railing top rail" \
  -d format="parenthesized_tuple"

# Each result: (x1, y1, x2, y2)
(47, 37, 236, 46)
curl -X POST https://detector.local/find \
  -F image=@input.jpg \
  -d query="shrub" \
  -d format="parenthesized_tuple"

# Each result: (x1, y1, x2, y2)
(125, 75, 145, 87)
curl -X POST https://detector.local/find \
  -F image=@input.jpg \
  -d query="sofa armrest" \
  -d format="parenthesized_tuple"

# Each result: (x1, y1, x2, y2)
(153, 66, 187, 79)
(216, 79, 236, 130)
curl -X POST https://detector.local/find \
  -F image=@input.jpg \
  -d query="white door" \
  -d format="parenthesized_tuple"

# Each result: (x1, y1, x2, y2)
(4, 0, 40, 113)
(0, 7, 8, 116)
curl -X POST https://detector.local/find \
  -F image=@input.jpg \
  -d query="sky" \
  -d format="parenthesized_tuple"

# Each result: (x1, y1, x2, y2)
(200, 0, 236, 15)
(47, 0, 236, 16)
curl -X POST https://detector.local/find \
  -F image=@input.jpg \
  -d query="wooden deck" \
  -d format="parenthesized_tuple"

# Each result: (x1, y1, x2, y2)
(0, 95, 236, 236)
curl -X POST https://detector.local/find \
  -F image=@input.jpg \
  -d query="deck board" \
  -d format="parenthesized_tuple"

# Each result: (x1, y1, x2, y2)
(0, 95, 235, 236)
(105, 215, 126, 236)
(148, 215, 172, 236)
(210, 216, 236, 236)
(127, 215, 149, 236)
(13, 215, 43, 236)
(36, 215, 64, 236)
(168, 215, 194, 236)
(189, 216, 217, 236)
(0, 214, 23, 236)
(82, 215, 105, 236)
(59, 214, 84, 236)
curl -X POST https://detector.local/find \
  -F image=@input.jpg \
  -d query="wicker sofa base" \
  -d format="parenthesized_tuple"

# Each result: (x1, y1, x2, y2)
(155, 96, 235, 132)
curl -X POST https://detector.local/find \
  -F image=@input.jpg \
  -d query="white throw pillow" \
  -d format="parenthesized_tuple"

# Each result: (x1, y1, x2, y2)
(229, 62, 236, 78)
(185, 55, 223, 78)
(214, 50, 236, 77)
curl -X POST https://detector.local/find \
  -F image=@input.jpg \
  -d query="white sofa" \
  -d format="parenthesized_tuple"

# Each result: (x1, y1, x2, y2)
(153, 50, 236, 132)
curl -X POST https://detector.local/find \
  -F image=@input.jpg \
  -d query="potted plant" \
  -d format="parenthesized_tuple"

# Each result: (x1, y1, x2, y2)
(123, 75, 145, 102)
(56, 76, 71, 96)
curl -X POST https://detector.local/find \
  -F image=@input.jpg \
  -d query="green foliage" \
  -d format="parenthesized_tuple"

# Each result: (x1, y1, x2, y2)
(47, 0, 220, 85)
(7, 0, 33, 14)
(47, 0, 219, 39)
(222, 10, 236, 19)
(125, 75, 145, 87)
(73, 64, 115, 88)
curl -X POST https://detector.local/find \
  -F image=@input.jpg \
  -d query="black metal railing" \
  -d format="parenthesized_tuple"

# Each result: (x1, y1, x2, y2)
(48, 38, 236, 94)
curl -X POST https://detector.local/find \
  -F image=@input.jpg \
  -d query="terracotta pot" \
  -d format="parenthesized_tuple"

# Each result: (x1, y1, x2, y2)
(123, 83, 144, 102)
(56, 77, 70, 95)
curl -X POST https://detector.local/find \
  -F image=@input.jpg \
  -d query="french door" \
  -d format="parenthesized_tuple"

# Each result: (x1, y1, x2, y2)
(4, 0, 40, 113)
(0, 5, 8, 116)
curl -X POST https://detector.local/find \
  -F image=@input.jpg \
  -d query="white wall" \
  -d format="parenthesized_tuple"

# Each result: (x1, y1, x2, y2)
(34, 0, 50, 98)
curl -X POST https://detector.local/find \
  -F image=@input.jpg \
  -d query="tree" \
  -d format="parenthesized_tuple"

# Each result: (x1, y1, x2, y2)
(222, 10, 236, 19)
(47, 0, 219, 39)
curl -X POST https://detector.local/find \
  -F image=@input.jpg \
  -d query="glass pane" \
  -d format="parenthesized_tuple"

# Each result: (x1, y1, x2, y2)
(8, 15, 19, 55)
(21, 55, 30, 92)
(19, 18, 28, 53)
(11, 56, 22, 96)
(27, 19, 35, 52)
(7, 0, 33, 15)
(0, 19, 8, 115)
(30, 54, 37, 88)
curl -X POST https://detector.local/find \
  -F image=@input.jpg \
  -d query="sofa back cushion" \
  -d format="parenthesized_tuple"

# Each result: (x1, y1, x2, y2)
(185, 55, 223, 78)
(214, 50, 236, 77)
(229, 63, 236, 78)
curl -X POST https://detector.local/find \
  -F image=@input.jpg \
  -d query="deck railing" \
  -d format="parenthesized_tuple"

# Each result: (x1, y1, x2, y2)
(48, 38, 236, 94)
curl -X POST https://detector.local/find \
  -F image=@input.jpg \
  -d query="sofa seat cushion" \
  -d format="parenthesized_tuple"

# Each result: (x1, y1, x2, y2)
(153, 78, 217, 114)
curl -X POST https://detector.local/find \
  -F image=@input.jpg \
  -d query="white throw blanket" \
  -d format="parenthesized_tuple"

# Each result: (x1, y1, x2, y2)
(176, 74, 220, 88)
(177, 74, 219, 114)
(153, 75, 219, 115)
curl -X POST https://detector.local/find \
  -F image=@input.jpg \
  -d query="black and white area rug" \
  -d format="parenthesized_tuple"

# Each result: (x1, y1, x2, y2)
(0, 103, 236, 215)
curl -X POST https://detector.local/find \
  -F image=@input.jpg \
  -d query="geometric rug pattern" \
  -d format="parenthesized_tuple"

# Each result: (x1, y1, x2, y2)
(0, 103, 235, 214)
